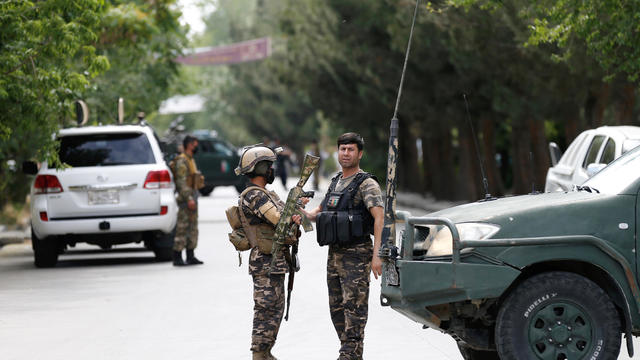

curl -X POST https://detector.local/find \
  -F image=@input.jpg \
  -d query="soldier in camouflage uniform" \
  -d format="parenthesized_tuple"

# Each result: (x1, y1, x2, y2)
(304, 133, 384, 360)
(171, 135, 204, 266)
(235, 144, 303, 360)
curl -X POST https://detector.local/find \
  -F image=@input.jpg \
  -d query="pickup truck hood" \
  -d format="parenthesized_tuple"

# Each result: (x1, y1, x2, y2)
(428, 191, 636, 239)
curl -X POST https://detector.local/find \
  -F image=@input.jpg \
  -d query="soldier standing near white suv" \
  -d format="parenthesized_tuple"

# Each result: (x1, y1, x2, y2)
(24, 125, 178, 267)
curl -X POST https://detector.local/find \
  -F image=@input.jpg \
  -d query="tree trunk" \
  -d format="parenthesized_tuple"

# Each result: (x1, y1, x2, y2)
(398, 121, 421, 192)
(564, 105, 580, 147)
(586, 82, 610, 128)
(423, 118, 455, 200)
(511, 119, 532, 195)
(480, 115, 504, 197)
(616, 83, 635, 125)
(457, 122, 481, 201)
(528, 118, 548, 192)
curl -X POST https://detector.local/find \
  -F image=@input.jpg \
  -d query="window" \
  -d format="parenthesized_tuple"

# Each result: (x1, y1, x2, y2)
(582, 135, 605, 169)
(213, 141, 234, 156)
(599, 138, 616, 164)
(59, 133, 155, 167)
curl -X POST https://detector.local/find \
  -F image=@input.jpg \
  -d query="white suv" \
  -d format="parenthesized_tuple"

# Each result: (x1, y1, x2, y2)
(26, 125, 178, 267)
(545, 126, 640, 192)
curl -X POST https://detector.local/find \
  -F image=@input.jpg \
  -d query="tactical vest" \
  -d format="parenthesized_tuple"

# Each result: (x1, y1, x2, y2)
(316, 172, 376, 247)
(236, 186, 296, 254)
(170, 153, 205, 190)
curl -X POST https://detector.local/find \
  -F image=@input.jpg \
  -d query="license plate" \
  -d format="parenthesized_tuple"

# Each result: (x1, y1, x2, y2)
(88, 189, 119, 205)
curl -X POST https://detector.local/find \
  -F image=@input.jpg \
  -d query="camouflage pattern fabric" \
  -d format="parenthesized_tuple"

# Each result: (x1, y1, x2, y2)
(173, 153, 198, 251)
(333, 170, 384, 209)
(327, 241, 373, 360)
(250, 272, 285, 353)
(174, 207, 198, 251)
(327, 170, 382, 359)
(241, 186, 290, 354)
(241, 188, 289, 275)
(173, 154, 196, 203)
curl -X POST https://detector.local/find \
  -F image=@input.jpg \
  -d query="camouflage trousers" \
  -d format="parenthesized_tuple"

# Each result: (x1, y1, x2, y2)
(327, 241, 373, 360)
(251, 272, 285, 353)
(173, 206, 198, 251)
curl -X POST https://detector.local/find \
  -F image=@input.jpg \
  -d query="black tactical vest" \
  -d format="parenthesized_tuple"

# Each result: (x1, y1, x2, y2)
(316, 172, 376, 247)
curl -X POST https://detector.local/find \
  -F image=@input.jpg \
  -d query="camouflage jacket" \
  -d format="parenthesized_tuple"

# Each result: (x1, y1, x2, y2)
(241, 187, 289, 275)
(173, 154, 197, 204)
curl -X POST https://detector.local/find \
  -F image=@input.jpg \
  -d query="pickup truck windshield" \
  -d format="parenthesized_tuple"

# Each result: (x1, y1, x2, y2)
(59, 133, 155, 167)
(584, 145, 640, 194)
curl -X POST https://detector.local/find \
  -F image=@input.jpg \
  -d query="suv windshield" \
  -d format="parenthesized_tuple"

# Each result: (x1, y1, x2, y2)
(584, 145, 640, 194)
(59, 133, 155, 167)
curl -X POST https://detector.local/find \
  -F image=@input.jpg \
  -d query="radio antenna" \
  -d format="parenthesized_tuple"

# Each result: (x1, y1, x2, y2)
(463, 94, 492, 201)
(379, 0, 421, 287)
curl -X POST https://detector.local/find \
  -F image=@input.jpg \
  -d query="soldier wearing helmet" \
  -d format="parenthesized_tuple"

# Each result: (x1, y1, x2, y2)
(235, 144, 304, 360)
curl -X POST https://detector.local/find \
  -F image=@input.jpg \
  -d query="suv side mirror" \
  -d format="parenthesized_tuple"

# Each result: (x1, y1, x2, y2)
(586, 163, 606, 177)
(22, 161, 38, 175)
(549, 142, 563, 166)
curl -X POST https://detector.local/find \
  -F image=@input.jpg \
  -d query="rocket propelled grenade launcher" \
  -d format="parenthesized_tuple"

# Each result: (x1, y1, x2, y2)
(269, 154, 320, 271)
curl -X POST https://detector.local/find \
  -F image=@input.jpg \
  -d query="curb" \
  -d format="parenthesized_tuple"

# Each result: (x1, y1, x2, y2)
(0, 230, 29, 247)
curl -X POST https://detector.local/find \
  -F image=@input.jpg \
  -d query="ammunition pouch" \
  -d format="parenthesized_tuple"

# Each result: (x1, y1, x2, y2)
(225, 205, 251, 251)
(317, 211, 368, 246)
(188, 172, 205, 190)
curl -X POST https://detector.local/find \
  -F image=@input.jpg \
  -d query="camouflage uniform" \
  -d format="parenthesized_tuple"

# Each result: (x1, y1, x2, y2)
(241, 187, 289, 353)
(326, 171, 383, 360)
(173, 154, 198, 252)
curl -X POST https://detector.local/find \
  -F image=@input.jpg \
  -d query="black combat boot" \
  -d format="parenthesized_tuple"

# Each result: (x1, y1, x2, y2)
(173, 250, 186, 266)
(186, 249, 203, 265)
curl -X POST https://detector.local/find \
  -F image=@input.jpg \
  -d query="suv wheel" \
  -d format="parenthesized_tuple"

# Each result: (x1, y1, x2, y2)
(199, 184, 214, 197)
(32, 228, 59, 268)
(457, 342, 499, 360)
(496, 271, 621, 360)
(152, 227, 175, 261)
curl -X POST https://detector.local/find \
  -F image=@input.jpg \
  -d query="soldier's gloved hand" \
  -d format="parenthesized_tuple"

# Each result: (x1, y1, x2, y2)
(187, 199, 197, 211)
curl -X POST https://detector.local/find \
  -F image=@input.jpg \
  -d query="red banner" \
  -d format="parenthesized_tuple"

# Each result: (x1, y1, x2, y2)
(175, 37, 271, 66)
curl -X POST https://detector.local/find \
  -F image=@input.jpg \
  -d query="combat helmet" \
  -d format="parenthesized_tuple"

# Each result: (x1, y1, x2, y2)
(235, 144, 282, 176)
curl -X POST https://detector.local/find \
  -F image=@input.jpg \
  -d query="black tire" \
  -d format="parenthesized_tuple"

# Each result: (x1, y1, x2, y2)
(153, 246, 173, 261)
(457, 342, 500, 360)
(199, 184, 214, 196)
(153, 228, 175, 261)
(235, 181, 247, 194)
(32, 229, 59, 268)
(496, 271, 621, 360)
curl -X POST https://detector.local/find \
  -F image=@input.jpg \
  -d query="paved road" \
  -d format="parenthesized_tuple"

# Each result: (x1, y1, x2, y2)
(1, 182, 637, 359)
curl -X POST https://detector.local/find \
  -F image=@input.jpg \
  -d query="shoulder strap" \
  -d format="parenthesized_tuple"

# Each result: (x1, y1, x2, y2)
(346, 172, 372, 208)
(238, 186, 266, 248)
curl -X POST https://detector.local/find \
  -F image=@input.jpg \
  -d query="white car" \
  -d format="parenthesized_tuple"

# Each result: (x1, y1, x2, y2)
(25, 125, 178, 267)
(545, 126, 640, 192)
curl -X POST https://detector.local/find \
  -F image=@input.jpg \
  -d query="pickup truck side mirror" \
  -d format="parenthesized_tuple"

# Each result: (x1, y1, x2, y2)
(22, 161, 38, 175)
(586, 163, 606, 177)
(549, 142, 562, 166)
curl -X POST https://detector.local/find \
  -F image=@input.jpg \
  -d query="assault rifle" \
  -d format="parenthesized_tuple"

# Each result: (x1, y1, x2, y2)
(269, 153, 319, 320)
(270, 153, 319, 270)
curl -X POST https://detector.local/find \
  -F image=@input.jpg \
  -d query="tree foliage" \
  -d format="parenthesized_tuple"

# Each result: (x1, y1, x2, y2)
(0, 0, 186, 207)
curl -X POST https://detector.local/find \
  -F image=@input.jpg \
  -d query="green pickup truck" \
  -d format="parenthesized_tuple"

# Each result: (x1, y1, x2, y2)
(381, 145, 640, 359)
(161, 131, 245, 196)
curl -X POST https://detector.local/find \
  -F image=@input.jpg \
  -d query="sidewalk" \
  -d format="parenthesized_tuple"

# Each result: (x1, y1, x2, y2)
(0, 225, 29, 248)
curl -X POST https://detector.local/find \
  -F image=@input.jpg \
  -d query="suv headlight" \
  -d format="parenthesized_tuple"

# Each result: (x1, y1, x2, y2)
(422, 222, 500, 256)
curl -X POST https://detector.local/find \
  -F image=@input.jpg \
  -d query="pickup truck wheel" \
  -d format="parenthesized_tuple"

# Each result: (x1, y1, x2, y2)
(32, 229, 59, 268)
(199, 185, 214, 197)
(457, 342, 499, 360)
(496, 271, 621, 360)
